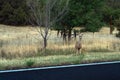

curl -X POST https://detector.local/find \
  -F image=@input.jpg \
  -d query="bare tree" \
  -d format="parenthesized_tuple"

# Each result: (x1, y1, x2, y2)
(27, 0, 69, 49)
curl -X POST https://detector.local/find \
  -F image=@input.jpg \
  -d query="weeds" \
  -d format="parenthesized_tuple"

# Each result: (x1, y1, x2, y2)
(26, 59, 35, 67)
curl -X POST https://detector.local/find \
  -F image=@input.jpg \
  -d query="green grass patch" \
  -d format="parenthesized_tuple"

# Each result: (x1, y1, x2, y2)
(0, 52, 120, 70)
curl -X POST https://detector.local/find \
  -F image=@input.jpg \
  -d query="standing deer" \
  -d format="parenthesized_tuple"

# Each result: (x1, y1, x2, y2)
(75, 33, 83, 54)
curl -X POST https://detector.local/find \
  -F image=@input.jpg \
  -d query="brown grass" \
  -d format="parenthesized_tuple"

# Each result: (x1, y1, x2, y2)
(0, 25, 119, 59)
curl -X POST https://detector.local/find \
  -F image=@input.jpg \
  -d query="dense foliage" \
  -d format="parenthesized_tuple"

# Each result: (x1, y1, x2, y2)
(0, 0, 120, 30)
(0, 0, 28, 25)
(53, 0, 105, 31)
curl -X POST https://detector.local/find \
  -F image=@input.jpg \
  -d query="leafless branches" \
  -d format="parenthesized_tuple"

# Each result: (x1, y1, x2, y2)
(27, 0, 69, 49)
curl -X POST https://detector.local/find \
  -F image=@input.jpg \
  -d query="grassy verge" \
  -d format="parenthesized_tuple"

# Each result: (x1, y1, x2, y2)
(0, 52, 120, 70)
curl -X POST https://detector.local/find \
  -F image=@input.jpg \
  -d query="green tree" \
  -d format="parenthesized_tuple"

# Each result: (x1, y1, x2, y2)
(0, 0, 28, 25)
(82, 0, 104, 33)
(103, 0, 120, 34)
(11, 7, 27, 25)
(58, 0, 105, 41)
(0, 2, 13, 24)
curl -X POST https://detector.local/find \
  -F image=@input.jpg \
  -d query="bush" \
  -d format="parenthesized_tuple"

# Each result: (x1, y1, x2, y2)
(26, 59, 35, 67)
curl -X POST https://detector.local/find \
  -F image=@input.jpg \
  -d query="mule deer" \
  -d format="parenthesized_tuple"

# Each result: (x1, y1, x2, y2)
(75, 33, 83, 54)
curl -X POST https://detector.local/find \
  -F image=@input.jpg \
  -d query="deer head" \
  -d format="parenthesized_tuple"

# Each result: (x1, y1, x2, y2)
(78, 33, 84, 41)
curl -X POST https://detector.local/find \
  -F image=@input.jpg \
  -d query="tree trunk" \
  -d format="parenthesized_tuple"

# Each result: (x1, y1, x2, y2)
(57, 29, 60, 37)
(63, 29, 67, 44)
(110, 15, 113, 35)
(43, 38, 47, 49)
(93, 32, 95, 39)
(68, 29, 72, 44)
(60, 30, 63, 37)
(110, 25, 113, 34)
(73, 29, 77, 40)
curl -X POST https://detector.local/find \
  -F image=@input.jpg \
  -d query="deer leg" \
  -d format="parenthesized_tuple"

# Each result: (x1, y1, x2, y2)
(77, 49, 80, 54)
(76, 49, 79, 55)
(79, 48, 82, 54)
(77, 50, 79, 54)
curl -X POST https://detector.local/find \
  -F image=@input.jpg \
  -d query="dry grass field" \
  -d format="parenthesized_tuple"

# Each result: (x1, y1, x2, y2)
(0, 24, 120, 70)
(0, 24, 119, 58)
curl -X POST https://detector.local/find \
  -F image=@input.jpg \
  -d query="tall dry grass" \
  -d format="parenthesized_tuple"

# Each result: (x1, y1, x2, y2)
(0, 25, 120, 59)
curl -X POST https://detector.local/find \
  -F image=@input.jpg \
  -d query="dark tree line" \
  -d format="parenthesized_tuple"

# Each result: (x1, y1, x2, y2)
(0, 0, 29, 25)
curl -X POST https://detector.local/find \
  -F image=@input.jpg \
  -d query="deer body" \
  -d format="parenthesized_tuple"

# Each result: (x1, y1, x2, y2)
(75, 41, 82, 51)
(75, 33, 83, 54)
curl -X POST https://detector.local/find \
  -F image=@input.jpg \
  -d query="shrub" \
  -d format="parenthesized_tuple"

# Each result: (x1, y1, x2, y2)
(26, 59, 35, 67)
